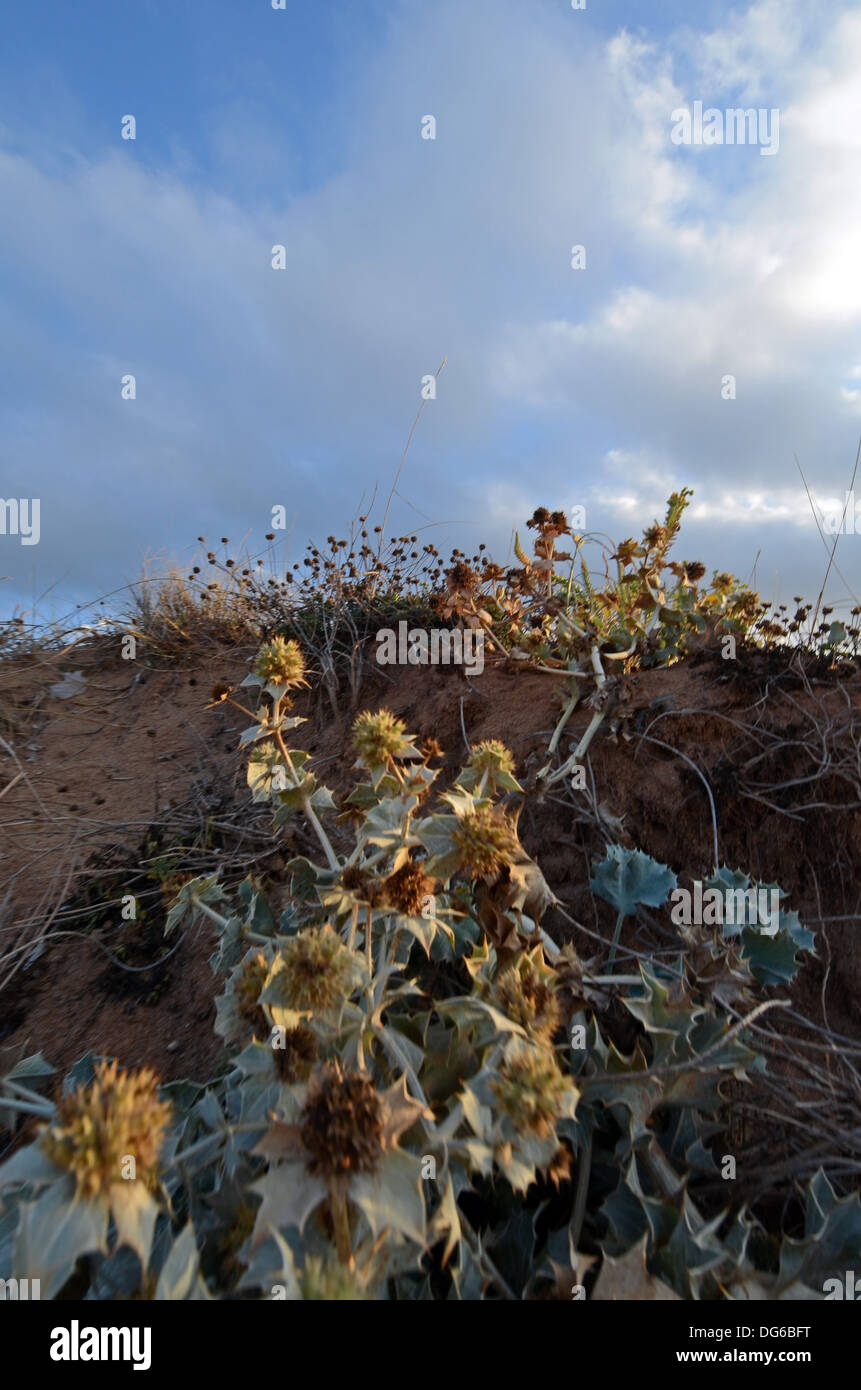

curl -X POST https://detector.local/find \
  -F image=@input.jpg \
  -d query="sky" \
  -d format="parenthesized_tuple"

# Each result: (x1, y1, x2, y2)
(2, 0, 861, 623)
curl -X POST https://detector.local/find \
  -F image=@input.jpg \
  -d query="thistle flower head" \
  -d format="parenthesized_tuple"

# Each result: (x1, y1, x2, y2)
(671, 560, 706, 585)
(491, 950, 561, 1045)
(352, 708, 413, 766)
(382, 859, 436, 915)
(730, 589, 760, 620)
(269, 927, 358, 1017)
(642, 524, 670, 552)
(446, 561, 478, 593)
(235, 950, 271, 1038)
(490, 1042, 568, 1139)
(253, 636, 306, 687)
(274, 1024, 318, 1083)
(339, 864, 387, 907)
(300, 1063, 383, 1177)
(40, 1060, 171, 1199)
(467, 740, 515, 777)
(452, 805, 518, 879)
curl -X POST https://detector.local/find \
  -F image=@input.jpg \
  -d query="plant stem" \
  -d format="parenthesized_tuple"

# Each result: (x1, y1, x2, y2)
(3, 1078, 54, 1106)
(171, 1131, 225, 1167)
(191, 896, 231, 928)
(329, 1181, 354, 1266)
(0, 1095, 54, 1118)
(365, 906, 374, 1002)
(606, 909, 626, 970)
(347, 902, 359, 952)
(542, 709, 606, 788)
(546, 688, 580, 759)
(301, 796, 340, 872)
(570, 1129, 593, 1252)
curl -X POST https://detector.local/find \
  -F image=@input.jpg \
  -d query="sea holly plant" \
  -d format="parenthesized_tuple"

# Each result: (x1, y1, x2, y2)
(590, 844, 678, 969)
(0, 1058, 175, 1297)
(0, 628, 833, 1300)
(697, 867, 815, 987)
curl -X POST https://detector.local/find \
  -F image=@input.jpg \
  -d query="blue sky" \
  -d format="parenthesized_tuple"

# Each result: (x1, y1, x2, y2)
(2, 0, 860, 621)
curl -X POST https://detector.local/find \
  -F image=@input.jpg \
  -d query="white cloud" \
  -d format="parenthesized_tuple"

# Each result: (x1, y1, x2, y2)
(2, 0, 861, 616)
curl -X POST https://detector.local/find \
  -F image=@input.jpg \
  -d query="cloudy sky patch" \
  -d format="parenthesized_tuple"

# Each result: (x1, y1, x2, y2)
(1, 0, 860, 619)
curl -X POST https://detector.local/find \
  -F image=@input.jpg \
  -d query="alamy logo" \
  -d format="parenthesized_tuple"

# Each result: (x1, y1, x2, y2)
(0, 1277, 40, 1299)
(0, 498, 40, 545)
(376, 621, 485, 675)
(670, 882, 779, 935)
(824, 1271, 860, 1299)
(817, 491, 861, 535)
(671, 102, 779, 156)
(50, 1320, 151, 1371)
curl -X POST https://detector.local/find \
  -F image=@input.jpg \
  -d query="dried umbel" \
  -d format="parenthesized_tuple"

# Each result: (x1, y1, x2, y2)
(446, 560, 479, 594)
(40, 1060, 171, 1199)
(669, 560, 707, 586)
(352, 708, 413, 765)
(339, 864, 387, 907)
(490, 1042, 569, 1139)
(269, 927, 357, 1017)
(300, 1064, 384, 1178)
(253, 636, 306, 687)
(273, 1024, 318, 1083)
(642, 522, 671, 554)
(452, 805, 519, 879)
(235, 950, 271, 1038)
(382, 859, 436, 916)
(467, 740, 515, 777)
(491, 950, 562, 1045)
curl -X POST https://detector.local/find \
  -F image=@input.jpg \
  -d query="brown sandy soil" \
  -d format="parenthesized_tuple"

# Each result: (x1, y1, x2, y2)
(1, 635, 860, 1197)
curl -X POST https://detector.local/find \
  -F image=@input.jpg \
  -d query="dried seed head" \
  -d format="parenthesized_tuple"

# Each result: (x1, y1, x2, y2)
(273, 1024, 318, 1083)
(339, 865, 386, 906)
(340, 864, 368, 893)
(235, 951, 271, 1038)
(642, 523, 670, 551)
(452, 805, 518, 879)
(491, 1043, 568, 1139)
(491, 952, 562, 1045)
(352, 708, 412, 765)
(300, 1063, 383, 1177)
(253, 636, 306, 687)
(40, 1060, 171, 1199)
(671, 559, 706, 585)
(467, 740, 515, 777)
(446, 561, 478, 593)
(382, 860, 436, 915)
(612, 538, 641, 567)
(270, 927, 357, 1016)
